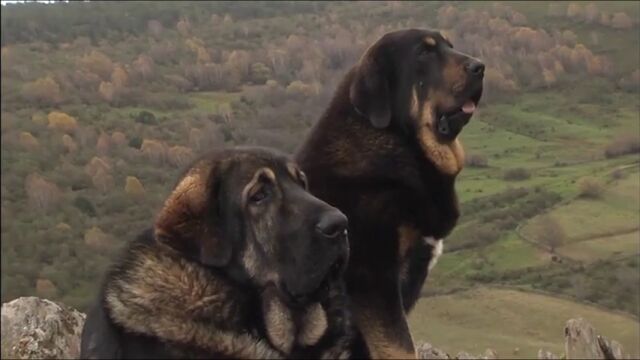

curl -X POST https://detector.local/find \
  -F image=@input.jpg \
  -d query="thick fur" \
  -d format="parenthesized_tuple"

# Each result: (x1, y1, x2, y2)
(295, 29, 483, 358)
(81, 147, 353, 359)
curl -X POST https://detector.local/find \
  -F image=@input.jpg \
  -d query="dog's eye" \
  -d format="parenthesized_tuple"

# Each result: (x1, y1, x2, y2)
(419, 44, 435, 58)
(249, 187, 269, 204)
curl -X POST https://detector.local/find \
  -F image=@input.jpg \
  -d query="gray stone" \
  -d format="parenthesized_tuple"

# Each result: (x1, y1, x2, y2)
(537, 348, 559, 359)
(1, 297, 86, 359)
(417, 342, 451, 359)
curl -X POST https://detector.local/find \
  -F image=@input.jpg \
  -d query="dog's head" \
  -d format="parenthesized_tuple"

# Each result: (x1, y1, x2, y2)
(154, 146, 349, 306)
(350, 28, 484, 175)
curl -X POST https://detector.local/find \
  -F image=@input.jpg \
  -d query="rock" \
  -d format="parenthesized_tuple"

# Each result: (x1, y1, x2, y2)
(456, 351, 476, 359)
(417, 342, 451, 359)
(565, 318, 602, 359)
(482, 348, 498, 359)
(1, 297, 86, 359)
(538, 348, 559, 359)
(609, 340, 624, 359)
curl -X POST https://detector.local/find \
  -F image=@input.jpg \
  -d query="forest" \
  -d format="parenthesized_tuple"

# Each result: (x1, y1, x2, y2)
(1, 1, 639, 356)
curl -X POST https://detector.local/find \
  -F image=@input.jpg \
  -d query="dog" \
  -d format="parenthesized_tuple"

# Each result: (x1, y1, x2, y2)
(295, 28, 484, 358)
(80, 146, 353, 359)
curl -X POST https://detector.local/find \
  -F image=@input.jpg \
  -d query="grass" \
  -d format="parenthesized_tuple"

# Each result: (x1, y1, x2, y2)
(557, 230, 640, 262)
(409, 287, 640, 358)
(189, 91, 239, 114)
(521, 169, 640, 244)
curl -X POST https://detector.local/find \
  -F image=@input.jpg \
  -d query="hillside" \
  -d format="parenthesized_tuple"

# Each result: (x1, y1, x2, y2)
(1, 0, 639, 354)
(409, 287, 640, 358)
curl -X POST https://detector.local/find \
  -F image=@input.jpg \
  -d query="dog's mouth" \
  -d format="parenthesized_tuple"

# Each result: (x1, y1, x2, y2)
(435, 87, 482, 141)
(280, 256, 346, 308)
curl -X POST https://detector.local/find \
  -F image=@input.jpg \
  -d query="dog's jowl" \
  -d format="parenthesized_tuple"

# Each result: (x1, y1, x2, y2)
(296, 28, 484, 359)
(80, 146, 353, 359)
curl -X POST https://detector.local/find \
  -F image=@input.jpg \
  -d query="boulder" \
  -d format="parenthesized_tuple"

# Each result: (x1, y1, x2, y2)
(1, 297, 85, 359)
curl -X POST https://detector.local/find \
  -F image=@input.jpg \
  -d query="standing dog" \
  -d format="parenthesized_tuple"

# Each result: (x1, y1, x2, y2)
(80, 147, 353, 359)
(296, 29, 484, 358)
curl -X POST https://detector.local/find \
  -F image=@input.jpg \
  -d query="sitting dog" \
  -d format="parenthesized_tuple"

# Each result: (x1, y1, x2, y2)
(80, 146, 353, 359)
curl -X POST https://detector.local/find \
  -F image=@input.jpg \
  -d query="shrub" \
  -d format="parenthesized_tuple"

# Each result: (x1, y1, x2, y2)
(73, 196, 97, 217)
(577, 177, 605, 199)
(604, 135, 640, 158)
(133, 110, 157, 125)
(502, 167, 531, 181)
(465, 153, 489, 168)
(128, 136, 143, 149)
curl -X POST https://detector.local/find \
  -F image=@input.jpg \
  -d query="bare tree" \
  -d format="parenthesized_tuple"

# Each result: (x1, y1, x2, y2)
(533, 215, 567, 253)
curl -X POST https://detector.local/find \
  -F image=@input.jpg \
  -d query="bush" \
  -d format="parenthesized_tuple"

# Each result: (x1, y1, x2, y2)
(133, 110, 157, 125)
(577, 177, 605, 199)
(128, 136, 143, 149)
(465, 153, 489, 168)
(604, 135, 640, 158)
(502, 167, 531, 181)
(73, 196, 97, 217)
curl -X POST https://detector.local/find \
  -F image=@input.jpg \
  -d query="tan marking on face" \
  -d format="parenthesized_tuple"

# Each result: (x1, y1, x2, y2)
(355, 308, 417, 359)
(410, 87, 420, 119)
(414, 98, 465, 175)
(242, 167, 276, 206)
(424, 36, 436, 47)
(397, 224, 421, 261)
(297, 303, 328, 346)
(263, 290, 295, 354)
(443, 59, 467, 93)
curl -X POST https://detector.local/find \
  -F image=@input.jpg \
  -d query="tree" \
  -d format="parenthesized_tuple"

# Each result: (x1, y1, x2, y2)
(47, 111, 78, 133)
(141, 139, 167, 164)
(584, 3, 599, 24)
(92, 167, 114, 193)
(61, 134, 78, 153)
(21, 76, 63, 106)
(566, 3, 584, 20)
(98, 81, 116, 102)
(84, 156, 112, 177)
(35, 279, 58, 298)
(84, 226, 112, 249)
(132, 54, 154, 81)
(111, 65, 128, 88)
(79, 50, 114, 80)
(96, 132, 111, 156)
(167, 145, 194, 168)
(25, 174, 61, 212)
(124, 176, 145, 198)
(19, 131, 40, 151)
(611, 13, 633, 29)
(532, 215, 566, 253)
(147, 19, 163, 38)
(577, 177, 605, 199)
(111, 131, 128, 147)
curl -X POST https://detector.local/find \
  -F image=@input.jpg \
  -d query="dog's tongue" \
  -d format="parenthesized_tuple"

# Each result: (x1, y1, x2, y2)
(462, 101, 476, 114)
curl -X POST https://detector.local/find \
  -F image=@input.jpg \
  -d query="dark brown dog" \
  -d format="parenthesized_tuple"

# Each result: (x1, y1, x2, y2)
(295, 29, 484, 358)
(80, 146, 353, 359)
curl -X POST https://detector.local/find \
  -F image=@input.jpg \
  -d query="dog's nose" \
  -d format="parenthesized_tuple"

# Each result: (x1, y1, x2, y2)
(315, 210, 348, 239)
(465, 60, 485, 77)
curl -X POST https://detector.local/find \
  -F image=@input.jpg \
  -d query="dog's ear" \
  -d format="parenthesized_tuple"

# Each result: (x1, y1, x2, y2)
(349, 45, 391, 129)
(155, 160, 232, 267)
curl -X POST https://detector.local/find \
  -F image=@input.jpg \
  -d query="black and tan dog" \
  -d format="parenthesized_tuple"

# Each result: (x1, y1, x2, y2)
(80, 146, 353, 359)
(296, 29, 484, 358)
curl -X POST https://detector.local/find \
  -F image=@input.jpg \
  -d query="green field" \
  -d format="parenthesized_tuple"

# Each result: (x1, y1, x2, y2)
(409, 287, 640, 358)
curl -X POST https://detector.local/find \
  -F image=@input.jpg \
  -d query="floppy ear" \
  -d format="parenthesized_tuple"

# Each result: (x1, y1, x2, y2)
(154, 161, 232, 267)
(349, 46, 391, 129)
